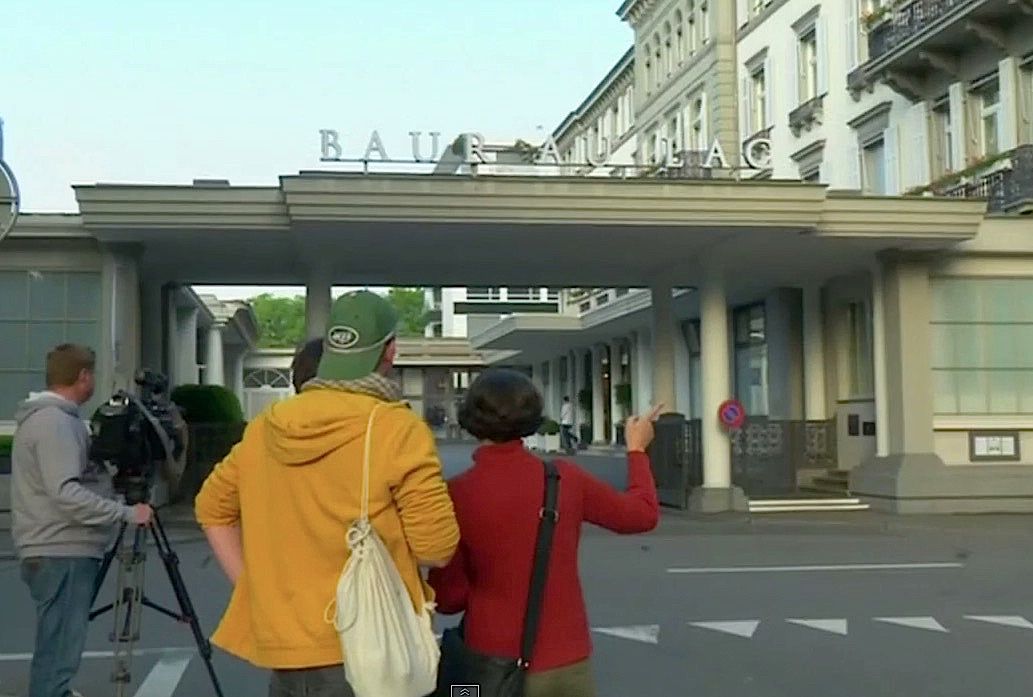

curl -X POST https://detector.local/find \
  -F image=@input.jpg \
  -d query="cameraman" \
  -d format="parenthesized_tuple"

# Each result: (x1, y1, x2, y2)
(11, 344, 153, 697)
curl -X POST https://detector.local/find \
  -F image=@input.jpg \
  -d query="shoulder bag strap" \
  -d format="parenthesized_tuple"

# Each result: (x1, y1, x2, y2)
(517, 459, 561, 668)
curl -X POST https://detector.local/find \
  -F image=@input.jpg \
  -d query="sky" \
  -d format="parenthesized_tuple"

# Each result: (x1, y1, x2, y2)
(5, 0, 631, 298)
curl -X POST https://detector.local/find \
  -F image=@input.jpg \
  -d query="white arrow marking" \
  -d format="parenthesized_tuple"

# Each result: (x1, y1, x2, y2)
(875, 616, 949, 633)
(591, 624, 660, 644)
(132, 652, 193, 697)
(689, 620, 760, 638)
(787, 619, 848, 636)
(965, 615, 1033, 630)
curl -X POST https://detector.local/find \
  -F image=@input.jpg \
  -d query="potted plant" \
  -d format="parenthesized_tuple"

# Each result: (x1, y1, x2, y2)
(536, 418, 561, 453)
(0, 434, 12, 475)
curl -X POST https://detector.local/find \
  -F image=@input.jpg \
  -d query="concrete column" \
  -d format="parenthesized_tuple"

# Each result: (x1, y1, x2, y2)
(803, 285, 828, 421)
(608, 340, 624, 441)
(673, 324, 692, 419)
(633, 330, 653, 414)
(140, 281, 165, 376)
(229, 347, 246, 405)
(203, 324, 225, 386)
(871, 264, 890, 457)
(572, 350, 586, 430)
(305, 269, 333, 340)
(765, 288, 804, 420)
(591, 345, 606, 444)
(651, 285, 678, 414)
(689, 264, 748, 512)
(549, 357, 563, 422)
(175, 306, 199, 386)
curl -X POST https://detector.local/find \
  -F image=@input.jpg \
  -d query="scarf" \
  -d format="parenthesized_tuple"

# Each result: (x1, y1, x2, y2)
(302, 373, 403, 403)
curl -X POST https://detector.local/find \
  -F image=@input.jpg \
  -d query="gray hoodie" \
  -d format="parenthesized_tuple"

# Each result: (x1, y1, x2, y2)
(11, 391, 134, 559)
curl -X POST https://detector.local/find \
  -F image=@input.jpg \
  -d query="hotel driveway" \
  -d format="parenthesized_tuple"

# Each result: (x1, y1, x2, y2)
(2, 444, 1033, 697)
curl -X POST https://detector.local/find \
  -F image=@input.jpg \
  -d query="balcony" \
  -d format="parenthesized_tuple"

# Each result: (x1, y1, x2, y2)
(920, 145, 1033, 214)
(849, 0, 1033, 101)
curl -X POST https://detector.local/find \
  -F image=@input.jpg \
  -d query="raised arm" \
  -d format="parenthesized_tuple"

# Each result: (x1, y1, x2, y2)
(579, 451, 659, 533)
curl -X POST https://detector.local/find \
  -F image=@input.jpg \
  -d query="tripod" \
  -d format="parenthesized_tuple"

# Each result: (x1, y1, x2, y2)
(90, 505, 225, 697)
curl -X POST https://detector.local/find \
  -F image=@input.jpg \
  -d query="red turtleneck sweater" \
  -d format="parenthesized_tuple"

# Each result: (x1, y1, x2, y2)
(427, 441, 659, 672)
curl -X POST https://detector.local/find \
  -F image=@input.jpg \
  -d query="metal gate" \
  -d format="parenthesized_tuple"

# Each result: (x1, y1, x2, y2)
(649, 417, 702, 508)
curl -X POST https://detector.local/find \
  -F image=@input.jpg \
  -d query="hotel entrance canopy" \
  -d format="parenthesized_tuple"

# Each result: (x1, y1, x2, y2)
(10, 172, 987, 288)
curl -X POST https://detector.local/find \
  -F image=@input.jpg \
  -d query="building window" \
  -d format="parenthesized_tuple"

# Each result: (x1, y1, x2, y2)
(847, 302, 874, 398)
(687, 1, 698, 55)
(700, 1, 710, 42)
(976, 77, 1002, 157)
(668, 112, 682, 157)
(861, 137, 886, 194)
(664, 22, 674, 76)
(675, 11, 685, 64)
(798, 26, 819, 103)
(0, 270, 103, 420)
(932, 97, 954, 176)
(690, 94, 706, 150)
(734, 304, 768, 416)
(750, 64, 767, 135)
(932, 278, 1033, 415)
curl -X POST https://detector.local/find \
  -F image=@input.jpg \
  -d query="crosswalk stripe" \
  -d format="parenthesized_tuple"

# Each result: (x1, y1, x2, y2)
(965, 615, 1033, 629)
(132, 652, 193, 697)
(787, 619, 848, 636)
(874, 617, 949, 633)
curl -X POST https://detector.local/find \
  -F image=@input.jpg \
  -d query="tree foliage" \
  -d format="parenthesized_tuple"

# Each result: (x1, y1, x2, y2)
(248, 289, 428, 348)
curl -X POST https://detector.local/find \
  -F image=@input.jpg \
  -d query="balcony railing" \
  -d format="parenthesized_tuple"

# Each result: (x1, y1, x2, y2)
(933, 145, 1033, 213)
(867, 0, 980, 63)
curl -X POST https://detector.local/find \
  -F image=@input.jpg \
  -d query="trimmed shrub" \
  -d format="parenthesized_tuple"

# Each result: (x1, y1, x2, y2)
(537, 418, 560, 436)
(171, 384, 244, 425)
(0, 435, 12, 457)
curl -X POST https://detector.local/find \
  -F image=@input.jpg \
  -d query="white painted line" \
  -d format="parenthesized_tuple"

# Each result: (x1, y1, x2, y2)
(787, 619, 848, 636)
(667, 562, 963, 574)
(0, 647, 195, 662)
(133, 652, 193, 697)
(965, 615, 1033, 630)
(875, 616, 949, 633)
(689, 620, 760, 638)
(591, 624, 660, 645)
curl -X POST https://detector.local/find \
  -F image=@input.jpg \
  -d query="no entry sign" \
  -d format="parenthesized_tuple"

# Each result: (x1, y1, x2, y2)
(718, 399, 746, 430)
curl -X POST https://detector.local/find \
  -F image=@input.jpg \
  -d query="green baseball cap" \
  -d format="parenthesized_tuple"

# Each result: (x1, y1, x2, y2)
(317, 291, 399, 381)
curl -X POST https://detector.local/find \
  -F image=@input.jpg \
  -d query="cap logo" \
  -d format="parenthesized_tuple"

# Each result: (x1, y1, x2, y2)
(327, 325, 360, 350)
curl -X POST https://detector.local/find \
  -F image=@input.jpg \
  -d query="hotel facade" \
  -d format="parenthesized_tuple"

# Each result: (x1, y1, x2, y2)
(1, 0, 1033, 514)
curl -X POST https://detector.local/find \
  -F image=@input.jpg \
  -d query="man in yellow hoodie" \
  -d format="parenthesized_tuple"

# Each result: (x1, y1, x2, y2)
(195, 290, 460, 697)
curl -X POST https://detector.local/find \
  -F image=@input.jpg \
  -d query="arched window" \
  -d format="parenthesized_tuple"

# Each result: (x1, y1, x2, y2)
(674, 11, 685, 65)
(687, 1, 698, 55)
(664, 22, 673, 76)
(244, 368, 292, 389)
(653, 33, 662, 89)
(643, 45, 652, 94)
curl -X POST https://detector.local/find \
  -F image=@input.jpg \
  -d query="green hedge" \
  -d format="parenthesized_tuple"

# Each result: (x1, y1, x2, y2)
(0, 435, 12, 457)
(171, 384, 244, 424)
(537, 418, 560, 436)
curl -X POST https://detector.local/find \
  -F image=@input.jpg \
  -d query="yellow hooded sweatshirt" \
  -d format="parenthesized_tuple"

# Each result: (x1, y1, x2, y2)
(194, 388, 460, 669)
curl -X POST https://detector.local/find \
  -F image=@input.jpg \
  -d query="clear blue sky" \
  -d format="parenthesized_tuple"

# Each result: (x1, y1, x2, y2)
(5, 0, 632, 214)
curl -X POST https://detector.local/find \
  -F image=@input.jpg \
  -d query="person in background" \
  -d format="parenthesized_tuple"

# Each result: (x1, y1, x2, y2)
(196, 291, 459, 697)
(559, 395, 577, 454)
(428, 369, 661, 697)
(290, 337, 324, 394)
(12, 344, 153, 697)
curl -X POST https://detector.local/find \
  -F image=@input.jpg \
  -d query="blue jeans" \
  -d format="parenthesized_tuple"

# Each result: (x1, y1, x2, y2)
(20, 557, 100, 697)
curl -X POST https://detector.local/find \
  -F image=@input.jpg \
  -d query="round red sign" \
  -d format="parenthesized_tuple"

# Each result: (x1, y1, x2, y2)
(717, 399, 746, 430)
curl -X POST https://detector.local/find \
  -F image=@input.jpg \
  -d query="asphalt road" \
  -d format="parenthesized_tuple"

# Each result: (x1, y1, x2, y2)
(2, 444, 1033, 697)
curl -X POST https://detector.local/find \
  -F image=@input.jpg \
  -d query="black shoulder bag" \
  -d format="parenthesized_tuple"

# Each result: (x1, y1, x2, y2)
(433, 460, 561, 697)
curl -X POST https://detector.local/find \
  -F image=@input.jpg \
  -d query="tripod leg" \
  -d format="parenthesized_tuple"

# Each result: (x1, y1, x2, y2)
(91, 521, 127, 610)
(149, 512, 226, 697)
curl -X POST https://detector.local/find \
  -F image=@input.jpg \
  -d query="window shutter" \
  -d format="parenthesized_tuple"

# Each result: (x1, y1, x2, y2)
(843, 142, 862, 190)
(846, 0, 860, 70)
(740, 75, 752, 141)
(817, 16, 829, 96)
(998, 58, 1019, 152)
(764, 56, 774, 128)
(884, 126, 900, 195)
(948, 82, 967, 171)
(736, 0, 748, 28)
(907, 102, 931, 189)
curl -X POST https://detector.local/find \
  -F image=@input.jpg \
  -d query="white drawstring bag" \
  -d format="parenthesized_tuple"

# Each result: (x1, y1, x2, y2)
(324, 405, 441, 697)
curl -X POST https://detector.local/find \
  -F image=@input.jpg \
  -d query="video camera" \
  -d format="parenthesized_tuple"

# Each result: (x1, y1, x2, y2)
(89, 369, 183, 504)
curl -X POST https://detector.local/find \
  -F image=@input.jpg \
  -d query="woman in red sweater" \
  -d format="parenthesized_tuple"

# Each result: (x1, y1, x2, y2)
(428, 369, 661, 697)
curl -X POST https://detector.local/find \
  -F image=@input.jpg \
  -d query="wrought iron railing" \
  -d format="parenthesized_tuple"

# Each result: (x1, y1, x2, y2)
(867, 0, 980, 62)
(938, 145, 1033, 213)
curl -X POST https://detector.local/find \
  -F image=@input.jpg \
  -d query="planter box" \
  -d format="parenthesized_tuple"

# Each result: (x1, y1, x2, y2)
(528, 434, 561, 453)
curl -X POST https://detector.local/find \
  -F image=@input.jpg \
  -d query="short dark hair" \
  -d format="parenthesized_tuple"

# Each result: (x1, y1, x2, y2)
(46, 344, 95, 387)
(458, 369, 543, 443)
(291, 338, 324, 392)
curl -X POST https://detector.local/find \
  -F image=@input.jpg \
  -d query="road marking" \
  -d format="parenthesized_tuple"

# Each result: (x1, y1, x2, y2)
(689, 620, 760, 639)
(667, 563, 964, 574)
(965, 615, 1033, 630)
(875, 616, 949, 633)
(132, 652, 193, 697)
(787, 619, 848, 636)
(592, 624, 660, 644)
(0, 648, 195, 662)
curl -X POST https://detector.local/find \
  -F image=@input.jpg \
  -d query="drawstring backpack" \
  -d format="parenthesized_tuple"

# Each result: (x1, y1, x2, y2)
(324, 404, 441, 697)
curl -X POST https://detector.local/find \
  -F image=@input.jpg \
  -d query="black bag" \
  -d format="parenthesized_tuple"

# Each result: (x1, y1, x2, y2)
(433, 460, 561, 697)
